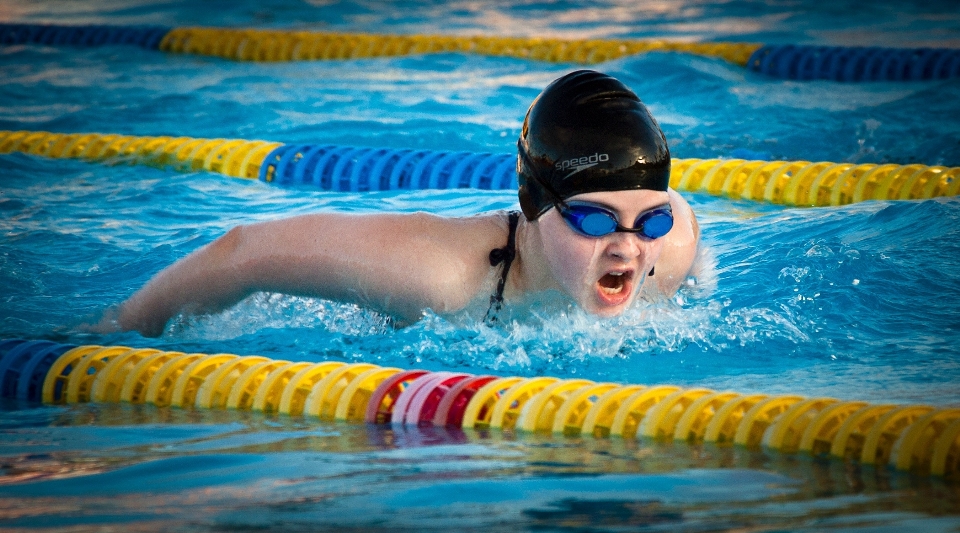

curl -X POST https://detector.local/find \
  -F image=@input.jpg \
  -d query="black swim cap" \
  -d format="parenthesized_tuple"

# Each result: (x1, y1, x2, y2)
(517, 70, 671, 220)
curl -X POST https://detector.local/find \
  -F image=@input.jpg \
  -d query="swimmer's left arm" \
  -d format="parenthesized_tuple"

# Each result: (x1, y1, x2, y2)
(650, 189, 699, 295)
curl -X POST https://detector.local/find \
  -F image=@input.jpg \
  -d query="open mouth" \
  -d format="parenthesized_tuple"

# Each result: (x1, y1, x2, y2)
(596, 270, 634, 305)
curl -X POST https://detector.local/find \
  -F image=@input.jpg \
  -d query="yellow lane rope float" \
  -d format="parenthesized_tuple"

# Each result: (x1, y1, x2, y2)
(0, 340, 953, 479)
(0, 23, 759, 66)
(2, 130, 958, 207)
(0, 130, 280, 179)
(158, 27, 761, 65)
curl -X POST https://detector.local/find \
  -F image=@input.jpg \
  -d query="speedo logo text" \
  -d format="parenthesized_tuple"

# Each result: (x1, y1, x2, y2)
(556, 153, 609, 178)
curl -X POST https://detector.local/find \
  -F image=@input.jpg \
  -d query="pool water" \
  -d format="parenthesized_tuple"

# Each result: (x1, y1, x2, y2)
(2, 0, 960, 530)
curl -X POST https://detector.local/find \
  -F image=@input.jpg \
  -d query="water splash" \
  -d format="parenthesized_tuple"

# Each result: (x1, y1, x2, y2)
(151, 243, 815, 388)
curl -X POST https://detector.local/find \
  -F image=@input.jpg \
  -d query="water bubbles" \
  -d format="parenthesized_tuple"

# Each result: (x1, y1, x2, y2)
(779, 266, 810, 283)
(168, 292, 393, 342)
(804, 243, 835, 257)
(493, 345, 530, 369)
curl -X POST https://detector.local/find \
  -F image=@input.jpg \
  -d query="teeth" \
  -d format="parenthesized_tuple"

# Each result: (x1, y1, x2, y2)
(599, 272, 627, 295)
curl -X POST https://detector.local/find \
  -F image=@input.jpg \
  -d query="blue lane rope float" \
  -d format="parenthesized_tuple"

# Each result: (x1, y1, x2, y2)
(3, 23, 959, 82)
(0, 339, 75, 401)
(2, 130, 959, 207)
(747, 44, 960, 82)
(0, 23, 170, 49)
(259, 144, 516, 191)
(2, 338, 959, 479)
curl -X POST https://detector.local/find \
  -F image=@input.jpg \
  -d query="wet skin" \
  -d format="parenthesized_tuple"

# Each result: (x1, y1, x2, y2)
(512, 188, 695, 317)
(106, 188, 698, 337)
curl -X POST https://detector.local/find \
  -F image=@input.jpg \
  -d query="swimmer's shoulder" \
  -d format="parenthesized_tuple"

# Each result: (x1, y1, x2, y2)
(389, 210, 517, 313)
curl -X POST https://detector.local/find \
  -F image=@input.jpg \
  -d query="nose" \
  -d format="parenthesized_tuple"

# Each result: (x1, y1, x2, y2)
(605, 231, 645, 262)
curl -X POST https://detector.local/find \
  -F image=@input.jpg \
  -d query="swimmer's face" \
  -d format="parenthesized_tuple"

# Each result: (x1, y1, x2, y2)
(537, 189, 671, 317)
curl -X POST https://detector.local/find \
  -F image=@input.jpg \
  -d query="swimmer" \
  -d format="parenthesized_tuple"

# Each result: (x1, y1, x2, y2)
(109, 70, 699, 337)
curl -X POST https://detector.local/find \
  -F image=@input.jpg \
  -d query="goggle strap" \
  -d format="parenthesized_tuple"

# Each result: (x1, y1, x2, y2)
(517, 141, 571, 211)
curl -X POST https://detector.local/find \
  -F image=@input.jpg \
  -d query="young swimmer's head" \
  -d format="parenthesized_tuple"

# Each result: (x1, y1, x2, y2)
(517, 71, 674, 316)
(517, 70, 671, 221)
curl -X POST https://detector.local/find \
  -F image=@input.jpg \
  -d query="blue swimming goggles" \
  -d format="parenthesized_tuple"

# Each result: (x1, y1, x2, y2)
(558, 202, 674, 239)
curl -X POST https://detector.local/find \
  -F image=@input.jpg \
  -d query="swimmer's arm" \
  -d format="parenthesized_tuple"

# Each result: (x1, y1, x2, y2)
(113, 212, 490, 337)
(111, 226, 250, 337)
(650, 189, 700, 295)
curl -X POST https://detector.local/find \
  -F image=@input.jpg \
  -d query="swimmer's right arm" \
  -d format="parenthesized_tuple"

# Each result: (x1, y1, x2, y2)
(110, 212, 496, 337)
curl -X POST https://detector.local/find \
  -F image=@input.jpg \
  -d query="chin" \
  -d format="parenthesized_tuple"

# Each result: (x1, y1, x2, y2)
(590, 302, 631, 318)
(583, 293, 636, 317)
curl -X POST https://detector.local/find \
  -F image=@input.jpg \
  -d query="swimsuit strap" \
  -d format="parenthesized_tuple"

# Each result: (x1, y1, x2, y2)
(484, 210, 521, 325)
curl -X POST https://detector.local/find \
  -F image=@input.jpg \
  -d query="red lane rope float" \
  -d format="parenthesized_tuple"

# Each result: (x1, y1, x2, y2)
(432, 375, 498, 427)
(365, 370, 430, 424)
(15, 343, 959, 480)
(401, 372, 472, 426)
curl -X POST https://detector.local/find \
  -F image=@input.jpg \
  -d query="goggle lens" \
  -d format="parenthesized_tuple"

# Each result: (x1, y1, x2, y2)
(639, 210, 674, 238)
(578, 211, 618, 236)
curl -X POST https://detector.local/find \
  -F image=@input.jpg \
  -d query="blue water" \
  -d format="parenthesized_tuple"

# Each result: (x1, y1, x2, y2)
(2, 0, 960, 530)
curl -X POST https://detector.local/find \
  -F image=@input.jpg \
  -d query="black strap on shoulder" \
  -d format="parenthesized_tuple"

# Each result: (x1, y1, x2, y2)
(484, 211, 521, 325)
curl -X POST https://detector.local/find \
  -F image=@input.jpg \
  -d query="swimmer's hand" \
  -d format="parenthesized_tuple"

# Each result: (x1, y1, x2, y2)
(77, 307, 123, 335)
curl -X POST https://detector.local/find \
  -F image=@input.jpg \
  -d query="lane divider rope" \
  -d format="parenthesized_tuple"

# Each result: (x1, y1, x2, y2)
(1, 339, 958, 479)
(2, 129, 958, 207)
(2, 23, 959, 81)
(159, 27, 762, 66)
(747, 44, 960, 82)
(0, 22, 758, 66)
(0, 23, 169, 49)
